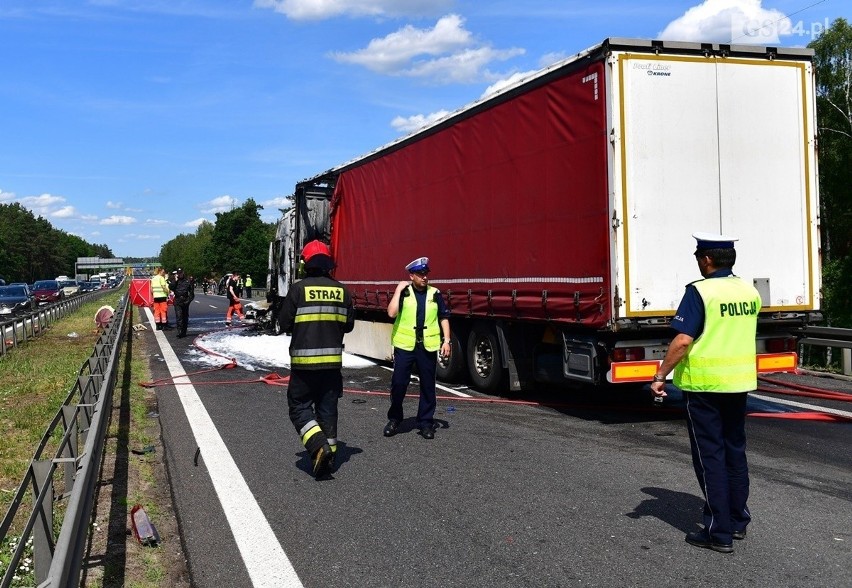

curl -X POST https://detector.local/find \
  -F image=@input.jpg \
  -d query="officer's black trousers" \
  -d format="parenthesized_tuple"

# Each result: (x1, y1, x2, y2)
(388, 344, 437, 428)
(684, 391, 750, 544)
(174, 303, 190, 336)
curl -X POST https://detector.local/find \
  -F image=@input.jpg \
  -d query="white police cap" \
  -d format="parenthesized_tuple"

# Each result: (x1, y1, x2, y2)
(405, 257, 429, 272)
(692, 232, 738, 250)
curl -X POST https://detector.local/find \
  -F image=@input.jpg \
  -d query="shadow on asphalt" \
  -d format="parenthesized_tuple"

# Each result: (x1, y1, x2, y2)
(624, 487, 705, 534)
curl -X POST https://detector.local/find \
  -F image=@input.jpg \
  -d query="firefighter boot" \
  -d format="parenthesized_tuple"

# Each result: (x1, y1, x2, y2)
(312, 443, 334, 479)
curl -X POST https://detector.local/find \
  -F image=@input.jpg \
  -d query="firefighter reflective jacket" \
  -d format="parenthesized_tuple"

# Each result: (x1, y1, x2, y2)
(280, 275, 355, 370)
(392, 285, 441, 352)
(674, 276, 762, 392)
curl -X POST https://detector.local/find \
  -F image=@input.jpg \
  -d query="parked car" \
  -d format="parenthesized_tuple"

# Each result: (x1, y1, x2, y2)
(58, 279, 81, 296)
(32, 280, 65, 305)
(0, 285, 37, 316)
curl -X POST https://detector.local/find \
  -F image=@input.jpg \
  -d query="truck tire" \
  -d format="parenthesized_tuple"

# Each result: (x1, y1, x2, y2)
(436, 332, 465, 383)
(466, 324, 507, 394)
(271, 306, 284, 336)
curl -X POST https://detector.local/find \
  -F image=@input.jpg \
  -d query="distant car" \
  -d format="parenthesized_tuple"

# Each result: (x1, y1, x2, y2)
(32, 280, 65, 305)
(0, 285, 37, 316)
(78, 280, 99, 293)
(58, 280, 81, 296)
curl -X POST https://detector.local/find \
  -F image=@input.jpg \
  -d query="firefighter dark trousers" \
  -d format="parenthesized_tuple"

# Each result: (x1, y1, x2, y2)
(288, 369, 341, 457)
(684, 390, 751, 545)
(388, 343, 437, 429)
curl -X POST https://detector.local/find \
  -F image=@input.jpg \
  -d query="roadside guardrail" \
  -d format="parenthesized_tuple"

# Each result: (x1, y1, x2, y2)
(797, 325, 852, 375)
(0, 295, 130, 587)
(0, 289, 112, 357)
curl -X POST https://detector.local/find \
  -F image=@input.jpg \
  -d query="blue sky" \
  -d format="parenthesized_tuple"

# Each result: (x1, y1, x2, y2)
(1, 0, 847, 258)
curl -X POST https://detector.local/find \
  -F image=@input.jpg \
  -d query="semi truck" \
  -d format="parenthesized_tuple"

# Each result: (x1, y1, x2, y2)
(263, 37, 821, 393)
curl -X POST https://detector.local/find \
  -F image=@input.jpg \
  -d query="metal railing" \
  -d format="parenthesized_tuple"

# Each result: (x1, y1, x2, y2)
(797, 325, 852, 375)
(0, 295, 130, 588)
(0, 289, 111, 357)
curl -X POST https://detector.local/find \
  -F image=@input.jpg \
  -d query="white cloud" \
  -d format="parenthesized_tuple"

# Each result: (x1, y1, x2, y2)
(184, 218, 208, 228)
(123, 233, 160, 241)
(391, 109, 451, 133)
(200, 195, 239, 214)
(145, 218, 169, 225)
(106, 200, 123, 209)
(331, 14, 523, 83)
(658, 0, 791, 45)
(261, 196, 292, 210)
(100, 215, 136, 225)
(52, 206, 78, 219)
(253, 0, 451, 21)
(0, 189, 15, 202)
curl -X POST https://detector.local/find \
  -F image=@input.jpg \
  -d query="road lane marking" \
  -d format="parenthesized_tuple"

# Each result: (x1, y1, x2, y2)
(145, 308, 303, 588)
(379, 365, 472, 397)
(751, 393, 852, 419)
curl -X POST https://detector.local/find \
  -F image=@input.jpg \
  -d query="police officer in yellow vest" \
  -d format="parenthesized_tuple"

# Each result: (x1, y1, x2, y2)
(651, 232, 761, 554)
(384, 257, 451, 440)
(280, 240, 355, 478)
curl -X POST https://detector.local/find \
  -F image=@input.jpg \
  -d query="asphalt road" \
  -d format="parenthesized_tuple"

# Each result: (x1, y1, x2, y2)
(140, 293, 852, 588)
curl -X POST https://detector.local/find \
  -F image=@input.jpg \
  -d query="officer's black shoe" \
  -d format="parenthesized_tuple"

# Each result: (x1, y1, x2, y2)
(685, 531, 733, 553)
(732, 529, 747, 540)
(383, 419, 400, 437)
(420, 427, 435, 440)
(162, 324, 174, 330)
(312, 444, 334, 479)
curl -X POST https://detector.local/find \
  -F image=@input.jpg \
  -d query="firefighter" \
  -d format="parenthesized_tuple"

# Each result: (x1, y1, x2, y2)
(383, 257, 451, 439)
(280, 240, 355, 478)
(225, 272, 244, 326)
(651, 232, 761, 553)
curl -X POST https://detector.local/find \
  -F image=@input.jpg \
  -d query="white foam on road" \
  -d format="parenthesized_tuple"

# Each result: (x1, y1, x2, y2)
(144, 308, 304, 588)
(188, 329, 377, 371)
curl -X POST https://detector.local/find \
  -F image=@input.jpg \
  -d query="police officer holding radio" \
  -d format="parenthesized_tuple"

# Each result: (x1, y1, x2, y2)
(280, 240, 355, 479)
(651, 232, 762, 554)
(383, 256, 451, 440)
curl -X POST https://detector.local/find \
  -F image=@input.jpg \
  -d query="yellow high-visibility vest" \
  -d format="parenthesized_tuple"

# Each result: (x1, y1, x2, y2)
(674, 276, 761, 392)
(391, 285, 441, 352)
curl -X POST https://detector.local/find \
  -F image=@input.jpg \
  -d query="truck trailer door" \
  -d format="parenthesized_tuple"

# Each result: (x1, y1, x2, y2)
(614, 51, 817, 317)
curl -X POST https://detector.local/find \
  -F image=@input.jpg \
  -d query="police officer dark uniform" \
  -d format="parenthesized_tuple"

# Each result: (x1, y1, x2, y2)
(651, 232, 761, 553)
(383, 257, 451, 439)
(280, 240, 355, 478)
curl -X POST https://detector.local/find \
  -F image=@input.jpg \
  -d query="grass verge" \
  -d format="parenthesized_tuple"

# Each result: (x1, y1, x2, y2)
(0, 293, 189, 587)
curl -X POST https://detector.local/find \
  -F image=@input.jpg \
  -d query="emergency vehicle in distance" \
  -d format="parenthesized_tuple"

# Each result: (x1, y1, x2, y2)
(261, 37, 822, 393)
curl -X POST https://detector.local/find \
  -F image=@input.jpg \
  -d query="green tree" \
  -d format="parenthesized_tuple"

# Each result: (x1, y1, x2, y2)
(158, 220, 214, 280)
(810, 18, 852, 327)
(207, 199, 274, 282)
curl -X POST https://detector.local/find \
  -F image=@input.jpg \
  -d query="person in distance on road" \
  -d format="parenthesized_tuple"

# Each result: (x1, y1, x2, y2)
(224, 271, 244, 326)
(172, 269, 195, 338)
(150, 267, 172, 330)
(383, 256, 451, 440)
(280, 240, 355, 479)
(650, 232, 762, 554)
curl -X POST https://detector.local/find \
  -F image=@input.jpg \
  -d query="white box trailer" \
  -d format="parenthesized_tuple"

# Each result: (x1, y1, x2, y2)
(611, 40, 819, 320)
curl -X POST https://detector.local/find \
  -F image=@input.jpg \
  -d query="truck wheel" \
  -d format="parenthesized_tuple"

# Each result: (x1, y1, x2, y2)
(437, 332, 465, 383)
(271, 307, 284, 335)
(466, 325, 507, 393)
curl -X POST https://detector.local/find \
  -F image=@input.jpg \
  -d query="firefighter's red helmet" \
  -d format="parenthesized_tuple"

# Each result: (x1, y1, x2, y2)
(301, 240, 331, 262)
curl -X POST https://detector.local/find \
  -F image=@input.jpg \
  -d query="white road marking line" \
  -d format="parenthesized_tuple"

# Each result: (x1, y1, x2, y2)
(144, 308, 303, 588)
(751, 393, 852, 419)
(379, 364, 472, 397)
